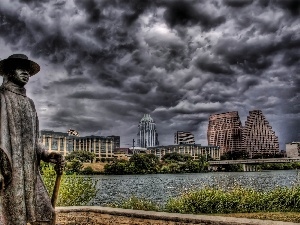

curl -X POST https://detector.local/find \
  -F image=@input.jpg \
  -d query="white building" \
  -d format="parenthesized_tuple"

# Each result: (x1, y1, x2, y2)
(137, 114, 159, 148)
(286, 142, 300, 158)
(40, 130, 120, 160)
(147, 144, 220, 161)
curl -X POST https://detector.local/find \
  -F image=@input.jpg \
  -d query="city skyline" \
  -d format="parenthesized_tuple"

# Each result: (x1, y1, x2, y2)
(0, 0, 299, 149)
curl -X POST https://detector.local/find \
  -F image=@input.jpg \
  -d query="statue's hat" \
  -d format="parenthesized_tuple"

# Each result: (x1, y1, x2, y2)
(0, 54, 40, 76)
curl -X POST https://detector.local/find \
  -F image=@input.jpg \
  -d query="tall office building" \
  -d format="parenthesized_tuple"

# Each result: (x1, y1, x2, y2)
(243, 110, 279, 158)
(174, 131, 195, 144)
(137, 114, 159, 148)
(207, 111, 243, 156)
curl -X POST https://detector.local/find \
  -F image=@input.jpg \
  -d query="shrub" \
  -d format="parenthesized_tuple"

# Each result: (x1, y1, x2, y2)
(81, 166, 95, 175)
(165, 186, 300, 214)
(109, 196, 160, 211)
(65, 159, 83, 174)
(42, 163, 97, 206)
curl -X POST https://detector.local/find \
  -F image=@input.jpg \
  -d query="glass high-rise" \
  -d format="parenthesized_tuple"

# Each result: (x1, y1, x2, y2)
(137, 114, 159, 148)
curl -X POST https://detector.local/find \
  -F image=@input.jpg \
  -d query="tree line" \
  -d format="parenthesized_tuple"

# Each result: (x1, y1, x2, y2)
(104, 152, 209, 174)
(64, 151, 300, 175)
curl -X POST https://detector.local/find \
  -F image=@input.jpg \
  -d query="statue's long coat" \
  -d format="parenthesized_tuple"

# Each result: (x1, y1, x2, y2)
(0, 83, 54, 224)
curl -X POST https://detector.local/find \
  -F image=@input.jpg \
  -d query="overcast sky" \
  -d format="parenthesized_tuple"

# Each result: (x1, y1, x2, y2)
(0, 0, 299, 149)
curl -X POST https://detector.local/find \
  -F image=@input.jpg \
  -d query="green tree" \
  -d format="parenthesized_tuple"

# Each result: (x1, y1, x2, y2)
(104, 160, 129, 175)
(65, 159, 83, 174)
(183, 160, 202, 173)
(167, 163, 182, 173)
(65, 150, 96, 163)
(81, 166, 95, 175)
(221, 150, 249, 160)
(129, 154, 159, 174)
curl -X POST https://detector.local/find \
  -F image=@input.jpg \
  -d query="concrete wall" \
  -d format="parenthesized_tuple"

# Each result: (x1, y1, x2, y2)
(56, 206, 298, 225)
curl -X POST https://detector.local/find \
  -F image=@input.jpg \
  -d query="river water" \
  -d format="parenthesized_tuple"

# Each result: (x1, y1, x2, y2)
(89, 170, 299, 206)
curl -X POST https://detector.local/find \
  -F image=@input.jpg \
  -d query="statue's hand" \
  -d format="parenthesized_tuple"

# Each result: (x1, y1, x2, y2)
(47, 152, 65, 175)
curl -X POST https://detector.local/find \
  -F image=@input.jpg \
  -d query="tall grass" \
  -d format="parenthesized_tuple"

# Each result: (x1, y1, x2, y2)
(110, 172, 300, 214)
(165, 186, 300, 214)
(110, 185, 300, 214)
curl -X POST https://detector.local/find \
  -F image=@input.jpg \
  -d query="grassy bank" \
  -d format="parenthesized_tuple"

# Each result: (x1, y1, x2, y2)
(83, 162, 107, 172)
(165, 186, 300, 214)
(109, 186, 300, 223)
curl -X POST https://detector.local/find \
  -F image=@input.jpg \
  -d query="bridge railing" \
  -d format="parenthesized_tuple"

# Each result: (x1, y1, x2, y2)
(208, 158, 300, 165)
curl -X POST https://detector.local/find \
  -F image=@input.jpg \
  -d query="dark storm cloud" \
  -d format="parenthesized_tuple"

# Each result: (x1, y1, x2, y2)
(0, 0, 299, 147)
(123, 81, 152, 94)
(50, 109, 114, 133)
(215, 38, 275, 75)
(163, 1, 226, 30)
(0, 11, 32, 46)
(223, 0, 253, 7)
(68, 91, 117, 100)
(49, 77, 91, 87)
(74, 0, 102, 23)
(121, 0, 153, 26)
(282, 50, 300, 66)
(195, 56, 233, 75)
(238, 76, 261, 93)
(275, 0, 300, 16)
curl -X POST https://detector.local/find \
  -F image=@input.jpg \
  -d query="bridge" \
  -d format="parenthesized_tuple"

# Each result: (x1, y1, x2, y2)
(208, 158, 300, 171)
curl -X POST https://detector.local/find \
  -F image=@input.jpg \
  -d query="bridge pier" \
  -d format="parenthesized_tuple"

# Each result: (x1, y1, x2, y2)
(242, 164, 258, 172)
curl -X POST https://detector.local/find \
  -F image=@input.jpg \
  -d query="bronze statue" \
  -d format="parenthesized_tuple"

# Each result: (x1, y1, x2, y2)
(0, 54, 65, 225)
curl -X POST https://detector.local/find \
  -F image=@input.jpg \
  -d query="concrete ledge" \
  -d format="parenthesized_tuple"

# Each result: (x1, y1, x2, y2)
(56, 206, 299, 225)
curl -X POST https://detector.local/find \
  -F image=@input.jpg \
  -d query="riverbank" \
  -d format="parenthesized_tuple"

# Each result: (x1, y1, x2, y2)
(220, 212, 300, 223)
(83, 162, 107, 172)
(56, 206, 300, 224)
(81, 161, 300, 175)
(90, 170, 298, 207)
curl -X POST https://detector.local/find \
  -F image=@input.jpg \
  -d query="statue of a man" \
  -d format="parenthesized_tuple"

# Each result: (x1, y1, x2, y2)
(0, 54, 64, 225)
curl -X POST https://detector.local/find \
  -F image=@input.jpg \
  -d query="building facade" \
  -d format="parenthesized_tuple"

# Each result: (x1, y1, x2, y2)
(174, 131, 195, 145)
(40, 130, 74, 156)
(207, 111, 243, 156)
(285, 142, 300, 158)
(40, 130, 120, 160)
(147, 144, 220, 161)
(73, 135, 120, 160)
(137, 114, 159, 148)
(243, 110, 279, 158)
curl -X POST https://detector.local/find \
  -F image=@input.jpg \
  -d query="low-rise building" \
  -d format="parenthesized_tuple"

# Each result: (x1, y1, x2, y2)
(113, 148, 133, 160)
(73, 135, 120, 160)
(40, 130, 74, 156)
(40, 130, 120, 160)
(147, 144, 220, 160)
(129, 147, 147, 154)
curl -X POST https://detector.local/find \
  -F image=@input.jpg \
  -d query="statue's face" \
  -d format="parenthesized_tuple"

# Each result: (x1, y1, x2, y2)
(9, 68, 30, 86)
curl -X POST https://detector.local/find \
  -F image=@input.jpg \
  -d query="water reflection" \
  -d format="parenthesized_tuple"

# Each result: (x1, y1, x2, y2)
(89, 170, 298, 206)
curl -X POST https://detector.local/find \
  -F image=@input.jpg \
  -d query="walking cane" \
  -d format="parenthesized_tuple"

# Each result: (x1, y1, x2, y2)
(51, 155, 63, 208)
